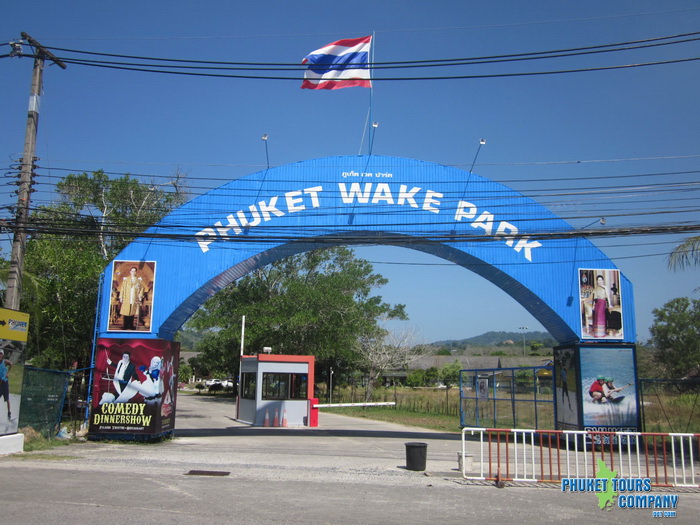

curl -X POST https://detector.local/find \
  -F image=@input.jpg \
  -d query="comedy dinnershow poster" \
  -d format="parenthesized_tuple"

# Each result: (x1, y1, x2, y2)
(89, 338, 179, 436)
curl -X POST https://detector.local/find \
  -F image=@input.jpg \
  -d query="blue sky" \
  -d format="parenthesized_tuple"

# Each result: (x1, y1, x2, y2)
(1, 1, 699, 344)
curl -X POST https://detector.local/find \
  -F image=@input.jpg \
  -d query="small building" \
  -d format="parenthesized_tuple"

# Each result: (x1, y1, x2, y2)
(237, 354, 316, 427)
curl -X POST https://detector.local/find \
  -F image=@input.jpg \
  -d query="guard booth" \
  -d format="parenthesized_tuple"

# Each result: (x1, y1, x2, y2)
(237, 354, 317, 427)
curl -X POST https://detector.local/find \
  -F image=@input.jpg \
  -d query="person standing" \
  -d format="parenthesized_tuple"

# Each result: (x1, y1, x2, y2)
(561, 363, 572, 410)
(591, 275, 612, 338)
(119, 266, 144, 330)
(0, 350, 12, 420)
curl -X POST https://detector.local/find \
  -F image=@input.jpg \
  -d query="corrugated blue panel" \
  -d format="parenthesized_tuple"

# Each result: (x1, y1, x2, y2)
(99, 155, 634, 344)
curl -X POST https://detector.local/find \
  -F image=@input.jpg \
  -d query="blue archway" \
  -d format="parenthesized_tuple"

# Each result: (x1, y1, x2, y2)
(97, 155, 634, 344)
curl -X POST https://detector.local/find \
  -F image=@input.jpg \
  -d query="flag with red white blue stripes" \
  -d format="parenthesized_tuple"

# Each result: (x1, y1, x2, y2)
(301, 36, 372, 90)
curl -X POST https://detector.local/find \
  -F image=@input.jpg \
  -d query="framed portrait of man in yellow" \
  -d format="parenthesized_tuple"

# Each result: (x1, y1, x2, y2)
(108, 261, 156, 332)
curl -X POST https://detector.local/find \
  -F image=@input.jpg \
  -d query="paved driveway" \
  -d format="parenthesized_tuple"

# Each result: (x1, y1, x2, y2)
(1, 394, 697, 524)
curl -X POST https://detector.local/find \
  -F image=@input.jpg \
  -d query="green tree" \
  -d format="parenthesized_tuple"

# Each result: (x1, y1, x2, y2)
(649, 297, 700, 378)
(438, 359, 463, 411)
(439, 360, 462, 388)
(406, 369, 425, 387)
(55, 170, 187, 259)
(529, 342, 544, 354)
(424, 366, 440, 386)
(20, 170, 187, 369)
(178, 358, 193, 384)
(514, 368, 535, 391)
(189, 247, 407, 379)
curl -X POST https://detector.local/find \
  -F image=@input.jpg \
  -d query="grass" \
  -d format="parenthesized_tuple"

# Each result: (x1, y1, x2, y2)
(330, 384, 700, 433)
(329, 385, 555, 430)
(17, 427, 78, 453)
(9, 452, 79, 460)
(324, 406, 462, 433)
(641, 392, 700, 433)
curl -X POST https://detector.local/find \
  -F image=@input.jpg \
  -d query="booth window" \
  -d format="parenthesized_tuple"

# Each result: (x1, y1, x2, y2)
(262, 373, 307, 400)
(241, 373, 256, 400)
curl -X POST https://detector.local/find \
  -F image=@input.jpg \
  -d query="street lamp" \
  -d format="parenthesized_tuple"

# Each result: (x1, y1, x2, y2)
(261, 134, 270, 169)
(469, 138, 486, 173)
(519, 326, 528, 356)
(566, 217, 607, 307)
(580, 217, 606, 230)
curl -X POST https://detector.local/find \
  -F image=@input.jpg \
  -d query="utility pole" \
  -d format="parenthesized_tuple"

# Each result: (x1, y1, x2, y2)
(4, 33, 66, 311)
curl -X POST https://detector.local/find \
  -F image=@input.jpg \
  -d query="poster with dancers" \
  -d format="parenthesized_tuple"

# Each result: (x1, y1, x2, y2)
(89, 338, 179, 436)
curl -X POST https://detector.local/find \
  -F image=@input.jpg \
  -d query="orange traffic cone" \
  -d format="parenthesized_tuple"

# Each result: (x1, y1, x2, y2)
(273, 408, 279, 427)
(263, 409, 270, 427)
(282, 409, 288, 428)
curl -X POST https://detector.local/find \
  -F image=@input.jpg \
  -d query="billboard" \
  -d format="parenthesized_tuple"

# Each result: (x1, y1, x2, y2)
(580, 345, 639, 431)
(554, 346, 580, 430)
(579, 268, 624, 341)
(89, 338, 179, 436)
(0, 340, 24, 437)
(0, 307, 30, 342)
(97, 156, 635, 346)
(108, 261, 156, 332)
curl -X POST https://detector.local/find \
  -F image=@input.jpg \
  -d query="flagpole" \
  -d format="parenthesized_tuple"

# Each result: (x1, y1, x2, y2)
(358, 107, 370, 155)
(368, 31, 376, 156)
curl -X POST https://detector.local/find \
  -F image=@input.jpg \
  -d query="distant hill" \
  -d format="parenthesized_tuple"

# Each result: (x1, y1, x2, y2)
(431, 331, 556, 348)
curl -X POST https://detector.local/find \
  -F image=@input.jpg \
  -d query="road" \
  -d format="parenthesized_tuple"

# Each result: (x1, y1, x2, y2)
(1, 394, 698, 524)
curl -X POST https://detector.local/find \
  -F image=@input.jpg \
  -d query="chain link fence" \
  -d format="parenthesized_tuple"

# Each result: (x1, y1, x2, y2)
(17, 367, 90, 438)
(460, 366, 555, 429)
(17, 367, 71, 437)
(639, 379, 700, 433)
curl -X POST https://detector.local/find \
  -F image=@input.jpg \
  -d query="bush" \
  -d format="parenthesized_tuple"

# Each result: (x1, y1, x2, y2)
(208, 383, 224, 395)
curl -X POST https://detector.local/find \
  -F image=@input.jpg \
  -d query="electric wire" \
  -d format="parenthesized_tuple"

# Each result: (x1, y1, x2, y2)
(37, 54, 700, 81)
(6, 29, 699, 80)
(38, 30, 700, 68)
(3, 30, 699, 264)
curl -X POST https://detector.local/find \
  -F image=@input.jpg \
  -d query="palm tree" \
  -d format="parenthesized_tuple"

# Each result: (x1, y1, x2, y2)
(669, 236, 700, 271)
(0, 264, 45, 319)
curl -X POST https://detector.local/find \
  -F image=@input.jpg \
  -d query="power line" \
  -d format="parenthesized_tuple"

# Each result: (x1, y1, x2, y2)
(39, 30, 700, 68)
(13, 162, 700, 188)
(4, 29, 697, 81)
(5, 153, 696, 176)
(41, 54, 700, 81)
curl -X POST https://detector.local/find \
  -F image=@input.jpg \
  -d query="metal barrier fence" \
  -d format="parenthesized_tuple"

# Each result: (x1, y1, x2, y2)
(462, 427, 699, 488)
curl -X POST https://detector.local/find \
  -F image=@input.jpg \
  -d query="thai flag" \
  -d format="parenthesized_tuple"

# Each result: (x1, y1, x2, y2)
(301, 36, 372, 90)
